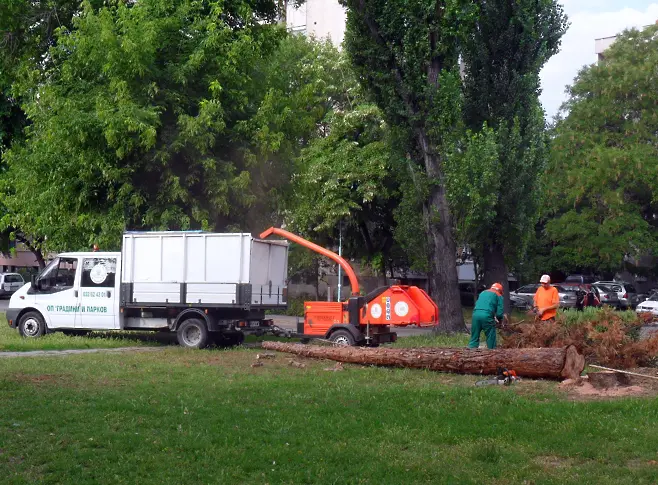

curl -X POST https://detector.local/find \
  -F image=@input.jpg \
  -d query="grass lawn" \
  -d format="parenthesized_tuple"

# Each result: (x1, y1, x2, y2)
(0, 317, 160, 352)
(2, 345, 658, 484)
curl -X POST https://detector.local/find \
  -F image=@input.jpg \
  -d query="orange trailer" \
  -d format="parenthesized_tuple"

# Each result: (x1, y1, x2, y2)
(260, 227, 439, 345)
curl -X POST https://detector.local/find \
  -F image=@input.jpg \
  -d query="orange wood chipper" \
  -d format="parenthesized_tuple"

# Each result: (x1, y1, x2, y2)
(260, 227, 439, 346)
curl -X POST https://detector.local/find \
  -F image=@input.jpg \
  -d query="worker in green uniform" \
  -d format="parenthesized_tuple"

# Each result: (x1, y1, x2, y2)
(468, 282, 505, 349)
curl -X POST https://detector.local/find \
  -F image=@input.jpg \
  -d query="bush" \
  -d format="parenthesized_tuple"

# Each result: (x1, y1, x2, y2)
(501, 307, 658, 368)
(266, 297, 306, 317)
(282, 297, 305, 317)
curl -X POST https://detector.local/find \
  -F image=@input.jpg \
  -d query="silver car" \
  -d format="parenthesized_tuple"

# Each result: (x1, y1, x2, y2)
(0, 273, 25, 297)
(592, 284, 621, 309)
(512, 284, 577, 309)
(594, 281, 638, 309)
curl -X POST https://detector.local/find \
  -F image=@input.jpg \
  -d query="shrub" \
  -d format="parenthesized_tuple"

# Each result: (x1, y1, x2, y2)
(501, 307, 658, 368)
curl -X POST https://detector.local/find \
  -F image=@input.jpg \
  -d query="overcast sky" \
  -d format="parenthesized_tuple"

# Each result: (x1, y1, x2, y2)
(540, 0, 658, 120)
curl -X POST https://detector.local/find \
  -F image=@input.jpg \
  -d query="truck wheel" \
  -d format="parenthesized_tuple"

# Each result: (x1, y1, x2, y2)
(18, 312, 46, 338)
(329, 329, 355, 346)
(177, 319, 209, 349)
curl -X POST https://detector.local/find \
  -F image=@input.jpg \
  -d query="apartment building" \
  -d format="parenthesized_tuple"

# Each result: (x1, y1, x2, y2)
(286, 0, 347, 45)
(596, 20, 658, 62)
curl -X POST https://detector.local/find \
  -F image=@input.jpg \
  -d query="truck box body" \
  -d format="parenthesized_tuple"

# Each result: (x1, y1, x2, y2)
(121, 232, 288, 308)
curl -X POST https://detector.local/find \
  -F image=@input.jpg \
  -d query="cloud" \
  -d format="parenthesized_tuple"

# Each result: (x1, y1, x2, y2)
(539, 3, 658, 120)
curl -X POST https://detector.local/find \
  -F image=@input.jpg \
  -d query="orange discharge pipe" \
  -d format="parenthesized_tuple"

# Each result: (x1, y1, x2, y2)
(260, 227, 360, 297)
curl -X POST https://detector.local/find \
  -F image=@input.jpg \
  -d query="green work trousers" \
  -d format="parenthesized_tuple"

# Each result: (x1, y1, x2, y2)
(468, 311, 497, 349)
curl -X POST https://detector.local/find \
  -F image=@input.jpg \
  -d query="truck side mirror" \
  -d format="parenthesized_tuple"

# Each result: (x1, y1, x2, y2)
(30, 274, 36, 288)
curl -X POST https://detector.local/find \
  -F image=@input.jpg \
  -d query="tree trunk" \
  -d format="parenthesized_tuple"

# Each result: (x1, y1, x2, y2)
(313, 257, 320, 300)
(483, 243, 509, 313)
(418, 133, 465, 333)
(15, 233, 46, 269)
(262, 342, 585, 380)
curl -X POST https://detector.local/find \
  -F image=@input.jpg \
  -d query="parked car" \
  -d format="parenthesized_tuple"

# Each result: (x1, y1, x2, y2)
(511, 284, 578, 309)
(510, 292, 530, 309)
(554, 285, 579, 309)
(564, 274, 598, 285)
(593, 281, 639, 309)
(592, 284, 621, 309)
(0, 273, 25, 297)
(636, 294, 658, 317)
(512, 284, 539, 307)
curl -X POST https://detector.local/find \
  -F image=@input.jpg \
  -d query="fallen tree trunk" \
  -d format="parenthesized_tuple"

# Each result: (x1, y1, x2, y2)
(261, 342, 585, 380)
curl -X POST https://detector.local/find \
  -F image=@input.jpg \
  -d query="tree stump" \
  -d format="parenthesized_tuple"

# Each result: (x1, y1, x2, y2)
(587, 372, 632, 389)
(261, 342, 585, 379)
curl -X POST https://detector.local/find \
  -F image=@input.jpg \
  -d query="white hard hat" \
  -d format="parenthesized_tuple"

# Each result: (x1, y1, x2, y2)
(540, 274, 551, 283)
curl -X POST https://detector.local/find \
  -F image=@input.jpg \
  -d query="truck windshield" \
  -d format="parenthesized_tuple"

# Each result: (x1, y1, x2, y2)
(36, 258, 60, 282)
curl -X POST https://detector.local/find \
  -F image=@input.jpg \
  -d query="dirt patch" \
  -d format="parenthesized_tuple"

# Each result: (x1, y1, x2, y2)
(11, 373, 75, 387)
(559, 369, 658, 399)
(627, 459, 658, 469)
(533, 455, 574, 469)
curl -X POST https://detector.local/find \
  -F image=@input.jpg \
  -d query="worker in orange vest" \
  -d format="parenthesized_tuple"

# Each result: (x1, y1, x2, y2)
(533, 275, 560, 322)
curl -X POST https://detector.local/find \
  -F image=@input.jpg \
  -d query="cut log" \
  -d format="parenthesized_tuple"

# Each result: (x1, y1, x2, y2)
(261, 342, 585, 380)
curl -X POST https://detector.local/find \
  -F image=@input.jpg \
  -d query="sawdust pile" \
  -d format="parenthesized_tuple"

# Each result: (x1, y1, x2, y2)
(560, 374, 647, 398)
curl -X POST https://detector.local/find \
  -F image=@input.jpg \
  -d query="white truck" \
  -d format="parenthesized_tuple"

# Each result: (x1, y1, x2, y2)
(7, 231, 289, 348)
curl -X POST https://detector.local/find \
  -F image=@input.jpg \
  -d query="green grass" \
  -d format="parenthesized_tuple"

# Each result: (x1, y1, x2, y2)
(2, 347, 658, 484)
(391, 332, 470, 348)
(0, 316, 159, 352)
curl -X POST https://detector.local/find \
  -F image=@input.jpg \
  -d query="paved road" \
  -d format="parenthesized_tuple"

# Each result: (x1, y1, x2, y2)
(0, 299, 9, 312)
(0, 347, 164, 358)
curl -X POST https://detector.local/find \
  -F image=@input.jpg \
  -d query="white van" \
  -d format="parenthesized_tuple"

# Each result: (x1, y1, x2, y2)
(0, 273, 25, 297)
(6, 232, 288, 348)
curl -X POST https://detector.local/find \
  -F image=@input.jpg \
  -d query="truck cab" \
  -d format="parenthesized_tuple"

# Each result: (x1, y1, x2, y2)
(8, 252, 121, 335)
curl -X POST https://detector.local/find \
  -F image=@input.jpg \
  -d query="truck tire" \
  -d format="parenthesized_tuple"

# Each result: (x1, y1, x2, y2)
(18, 312, 46, 339)
(329, 329, 356, 346)
(177, 318, 209, 349)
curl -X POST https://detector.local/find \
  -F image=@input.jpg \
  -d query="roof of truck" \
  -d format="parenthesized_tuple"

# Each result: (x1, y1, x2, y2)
(58, 252, 121, 258)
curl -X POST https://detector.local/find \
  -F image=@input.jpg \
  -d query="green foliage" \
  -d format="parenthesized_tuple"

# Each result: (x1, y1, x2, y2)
(459, 0, 567, 267)
(291, 96, 408, 274)
(392, 168, 429, 272)
(339, 0, 478, 331)
(0, 1, 335, 252)
(559, 307, 640, 328)
(444, 125, 500, 246)
(543, 24, 658, 274)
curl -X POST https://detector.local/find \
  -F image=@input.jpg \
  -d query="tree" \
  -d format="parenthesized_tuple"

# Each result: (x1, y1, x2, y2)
(458, 0, 567, 304)
(291, 99, 409, 284)
(542, 24, 658, 275)
(0, 1, 335, 255)
(338, 0, 475, 332)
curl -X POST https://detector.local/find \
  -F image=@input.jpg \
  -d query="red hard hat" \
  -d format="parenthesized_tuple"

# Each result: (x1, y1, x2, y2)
(490, 283, 503, 294)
